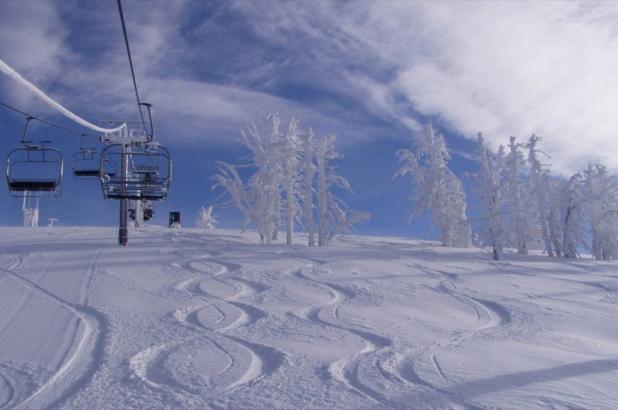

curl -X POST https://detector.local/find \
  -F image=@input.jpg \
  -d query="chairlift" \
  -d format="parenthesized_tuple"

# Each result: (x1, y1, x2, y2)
(6, 118, 63, 197)
(72, 134, 114, 179)
(100, 142, 171, 201)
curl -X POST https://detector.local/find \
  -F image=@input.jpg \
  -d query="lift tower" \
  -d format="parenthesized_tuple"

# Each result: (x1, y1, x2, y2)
(99, 109, 172, 246)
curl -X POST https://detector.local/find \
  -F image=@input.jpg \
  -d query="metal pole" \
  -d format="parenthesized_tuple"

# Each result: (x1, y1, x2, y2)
(119, 144, 129, 245)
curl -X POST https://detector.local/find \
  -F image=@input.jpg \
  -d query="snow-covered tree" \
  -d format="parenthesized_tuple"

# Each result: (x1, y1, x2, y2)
(559, 172, 586, 258)
(315, 133, 369, 246)
(213, 114, 283, 243)
(214, 114, 365, 246)
(502, 136, 534, 254)
(582, 164, 618, 260)
(302, 128, 317, 246)
(470, 131, 618, 260)
(279, 117, 302, 245)
(550, 164, 618, 259)
(473, 133, 506, 260)
(396, 122, 471, 247)
(527, 135, 555, 256)
(196, 206, 217, 229)
(248, 114, 284, 243)
(212, 162, 255, 231)
(546, 178, 564, 257)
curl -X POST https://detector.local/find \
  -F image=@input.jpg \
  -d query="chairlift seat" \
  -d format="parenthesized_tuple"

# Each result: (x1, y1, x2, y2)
(133, 165, 159, 175)
(8, 180, 59, 191)
(73, 169, 101, 177)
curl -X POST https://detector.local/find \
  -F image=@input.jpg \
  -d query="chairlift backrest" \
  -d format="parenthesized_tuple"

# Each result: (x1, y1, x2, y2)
(72, 135, 111, 179)
(72, 148, 116, 179)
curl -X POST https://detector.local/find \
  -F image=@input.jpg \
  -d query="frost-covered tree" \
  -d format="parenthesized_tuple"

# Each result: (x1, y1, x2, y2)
(582, 164, 618, 260)
(470, 131, 618, 260)
(559, 172, 586, 258)
(502, 136, 534, 254)
(196, 206, 217, 229)
(214, 114, 365, 246)
(396, 122, 471, 248)
(546, 178, 564, 257)
(527, 135, 555, 256)
(315, 133, 369, 246)
(212, 163, 255, 232)
(279, 118, 302, 245)
(474, 133, 506, 260)
(214, 115, 284, 243)
(302, 128, 317, 246)
(552, 164, 618, 259)
(245, 114, 284, 243)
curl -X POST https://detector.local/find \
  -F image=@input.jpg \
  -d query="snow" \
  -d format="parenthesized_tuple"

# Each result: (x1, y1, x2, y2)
(0, 227, 617, 409)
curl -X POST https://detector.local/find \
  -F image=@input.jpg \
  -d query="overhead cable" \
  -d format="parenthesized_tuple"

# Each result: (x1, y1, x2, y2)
(0, 58, 126, 134)
(116, 0, 148, 136)
(0, 100, 94, 136)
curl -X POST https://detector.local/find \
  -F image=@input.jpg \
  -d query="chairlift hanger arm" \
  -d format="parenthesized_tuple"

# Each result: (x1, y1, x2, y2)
(139, 102, 154, 141)
(21, 116, 34, 144)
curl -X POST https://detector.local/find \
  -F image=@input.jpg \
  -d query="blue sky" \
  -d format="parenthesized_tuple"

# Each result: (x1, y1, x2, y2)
(1, 1, 617, 238)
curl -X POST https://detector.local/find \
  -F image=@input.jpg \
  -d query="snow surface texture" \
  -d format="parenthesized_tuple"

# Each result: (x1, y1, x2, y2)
(0, 227, 616, 409)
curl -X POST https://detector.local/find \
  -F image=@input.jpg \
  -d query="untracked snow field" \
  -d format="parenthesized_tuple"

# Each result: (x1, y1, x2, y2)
(0, 227, 617, 409)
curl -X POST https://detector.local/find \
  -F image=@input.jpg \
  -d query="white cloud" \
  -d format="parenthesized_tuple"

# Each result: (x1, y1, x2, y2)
(233, 0, 618, 174)
(0, 1, 67, 77)
(0, 0, 383, 149)
(381, 1, 618, 174)
(0, 1, 69, 106)
(143, 78, 385, 148)
(4, 1, 618, 174)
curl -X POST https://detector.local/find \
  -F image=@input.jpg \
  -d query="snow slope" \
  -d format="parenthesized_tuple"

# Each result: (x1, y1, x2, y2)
(0, 226, 617, 409)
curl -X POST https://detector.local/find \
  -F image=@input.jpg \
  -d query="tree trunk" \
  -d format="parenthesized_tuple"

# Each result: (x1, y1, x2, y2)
(317, 159, 327, 247)
(286, 188, 294, 245)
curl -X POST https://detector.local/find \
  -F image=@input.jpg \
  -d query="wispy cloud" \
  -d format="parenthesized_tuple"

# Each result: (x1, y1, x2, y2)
(0, 1, 69, 106)
(232, 0, 618, 174)
(2, 1, 618, 174)
(0, 0, 385, 148)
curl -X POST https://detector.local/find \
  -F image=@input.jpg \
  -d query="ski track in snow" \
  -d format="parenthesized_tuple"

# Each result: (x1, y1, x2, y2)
(127, 240, 285, 403)
(0, 359, 35, 410)
(291, 262, 402, 409)
(0, 366, 15, 409)
(0, 249, 104, 410)
(2, 228, 618, 409)
(384, 262, 514, 409)
(0, 255, 55, 338)
(182, 259, 285, 394)
(324, 240, 509, 405)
